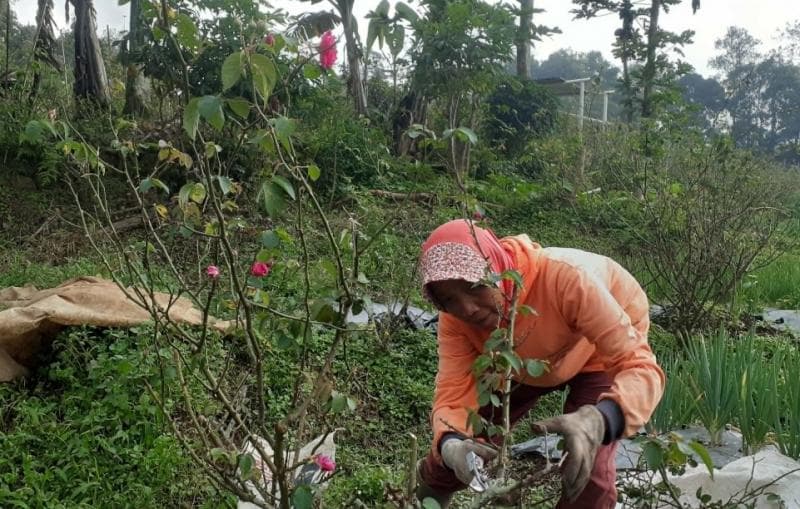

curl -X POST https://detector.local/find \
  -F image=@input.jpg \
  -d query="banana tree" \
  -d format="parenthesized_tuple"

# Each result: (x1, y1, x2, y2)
(365, 0, 417, 94)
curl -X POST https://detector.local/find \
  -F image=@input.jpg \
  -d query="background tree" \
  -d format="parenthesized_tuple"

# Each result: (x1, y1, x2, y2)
(68, 0, 110, 107)
(516, 0, 532, 78)
(29, 0, 62, 101)
(121, 0, 147, 116)
(572, 0, 697, 121)
(513, 1, 559, 79)
(677, 71, 724, 131)
(410, 0, 516, 184)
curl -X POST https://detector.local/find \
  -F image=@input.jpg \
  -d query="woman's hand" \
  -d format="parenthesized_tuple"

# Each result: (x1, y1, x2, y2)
(532, 405, 606, 501)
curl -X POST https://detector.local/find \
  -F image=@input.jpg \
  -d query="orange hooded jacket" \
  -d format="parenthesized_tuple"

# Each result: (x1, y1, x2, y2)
(430, 235, 665, 458)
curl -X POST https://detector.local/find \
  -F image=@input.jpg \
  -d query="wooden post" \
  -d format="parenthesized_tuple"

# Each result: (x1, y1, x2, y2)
(578, 80, 585, 130)
(602, 92, 609, 123)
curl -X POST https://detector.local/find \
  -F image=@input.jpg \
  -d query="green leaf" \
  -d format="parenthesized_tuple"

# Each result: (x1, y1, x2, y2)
(226, 97, 251, 118)
(490, 394, 501, 407)
(311, 299, 339, 324)
(261, 230, 281, 248)
(688, 440, 715, 479)
(375, 0, 390, 16)
(271, 116, 297, 153)
(175, 13, 199, 49)
(204, 142, 221, 159)
(501, 269, 524, 288)
(215, 175, 233, 195)
(259, 181, 286, 218)
(467, 411, 484, 435)
(140, 178, 169, 195)
(271, 175, 296, 200)
(642, 441, 664, 470)
(472, 354, 492, 375)
(330, 392, 347, 413)
(183, 98, 200, 140)
(454, 127, 478, 145)
(250, 53, 278, 100)
(307, 164, 321, 181)
(237, 453, 254, 479)
(291, 485, 313, 509)
(198, 96, 225, 131)
(221, 51, 244, 91)
(525, 359, 547, 377)
(357, 272, 369, 284)
(189, 183, 206, 204)
(395, 1, 419, 22)
(500, 351, 522, 373)
(21, 120, 45, 144)
(302, 63, 322, 80)
(178, 182, 193, 208)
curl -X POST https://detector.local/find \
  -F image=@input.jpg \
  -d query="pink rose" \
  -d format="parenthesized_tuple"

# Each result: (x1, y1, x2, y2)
(206, 265, 220, 279)
(251, 261, 271, 277)
(314, 454, 335, 472)
(319, 31, 337, 70)
(264, 33, 275, 46)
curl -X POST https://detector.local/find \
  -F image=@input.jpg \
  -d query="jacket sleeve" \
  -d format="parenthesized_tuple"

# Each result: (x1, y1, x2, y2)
(430, 313, 480, 459)
(555, 264, 665, 438)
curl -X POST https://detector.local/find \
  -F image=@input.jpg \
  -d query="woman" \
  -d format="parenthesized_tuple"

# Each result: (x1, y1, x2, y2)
(416, 219, 664, 508)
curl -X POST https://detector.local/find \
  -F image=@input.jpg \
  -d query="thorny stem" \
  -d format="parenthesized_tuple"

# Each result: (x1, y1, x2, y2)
(498, 283, 520, 482)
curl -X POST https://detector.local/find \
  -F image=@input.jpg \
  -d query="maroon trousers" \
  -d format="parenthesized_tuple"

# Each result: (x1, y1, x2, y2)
(419, 372, 618, 509)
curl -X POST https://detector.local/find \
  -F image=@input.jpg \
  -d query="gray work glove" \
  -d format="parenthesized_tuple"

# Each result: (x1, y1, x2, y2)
(440, 438, 498, 485)
(532, 405, 606, 502)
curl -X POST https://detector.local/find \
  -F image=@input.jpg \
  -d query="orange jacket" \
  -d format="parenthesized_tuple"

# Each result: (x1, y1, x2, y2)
(430, 235, 665, 456)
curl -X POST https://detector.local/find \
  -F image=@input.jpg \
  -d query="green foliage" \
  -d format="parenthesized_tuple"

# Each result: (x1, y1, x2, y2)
(0, 327, 230, 507)
(775, 347, 800, 460)
(412, 0, 516, 97)
(738, 253, 800, 309)
(485, 77, 559, 156)
(322, 464, 397, 506)
(684, 331, 741, 445)
(295, 85, 392, 191)
(646, 353, 694, 435)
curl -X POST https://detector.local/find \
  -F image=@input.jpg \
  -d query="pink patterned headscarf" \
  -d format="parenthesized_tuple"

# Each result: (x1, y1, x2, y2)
(419, 220, 515, 305)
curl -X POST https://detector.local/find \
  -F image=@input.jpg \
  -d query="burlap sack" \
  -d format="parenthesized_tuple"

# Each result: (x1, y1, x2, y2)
(0, 276, 232, 382)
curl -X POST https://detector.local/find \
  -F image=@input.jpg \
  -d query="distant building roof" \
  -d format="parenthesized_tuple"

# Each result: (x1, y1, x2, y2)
(534, 77, 591, 96)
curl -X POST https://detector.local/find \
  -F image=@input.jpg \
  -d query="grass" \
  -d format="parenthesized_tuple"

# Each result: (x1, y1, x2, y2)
(0, 327, 231, 508)
(738, 253, 800, 309)
(0, 251, 105, 289)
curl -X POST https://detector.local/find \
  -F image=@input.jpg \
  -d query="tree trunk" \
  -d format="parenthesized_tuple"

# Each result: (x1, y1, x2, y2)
(516, 0, 533, 79)
(70, 0, 110, 108)
(641, 0, 660, 118)
(123, 0, 147, 116)
(339, 0, 367, 116)
(30, 0, 62, 102)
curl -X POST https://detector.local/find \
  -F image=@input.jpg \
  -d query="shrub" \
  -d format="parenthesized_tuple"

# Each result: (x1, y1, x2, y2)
(485, 77, 558, 157)
(295, 84, 392, 192)
(585, 131, 799, 337)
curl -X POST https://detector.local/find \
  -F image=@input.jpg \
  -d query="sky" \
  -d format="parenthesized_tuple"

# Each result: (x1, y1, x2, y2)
(12, 0, 794, 78)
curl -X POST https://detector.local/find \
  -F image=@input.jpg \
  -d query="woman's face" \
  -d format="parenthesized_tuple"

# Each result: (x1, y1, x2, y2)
(427, 279, 504, 330)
